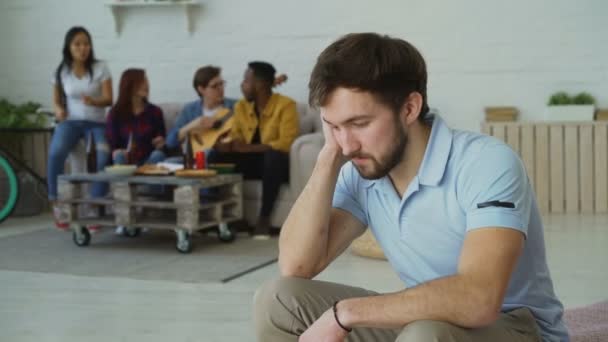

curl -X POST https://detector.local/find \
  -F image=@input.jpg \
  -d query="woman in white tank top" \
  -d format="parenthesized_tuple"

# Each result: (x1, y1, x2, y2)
(47, 26, 113, 230)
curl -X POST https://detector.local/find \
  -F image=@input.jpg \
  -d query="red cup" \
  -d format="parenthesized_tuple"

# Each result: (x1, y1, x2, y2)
(195, 150, 206, 169)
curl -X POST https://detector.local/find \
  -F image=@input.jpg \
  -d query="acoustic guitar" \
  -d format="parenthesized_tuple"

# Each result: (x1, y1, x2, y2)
(190, 107, 234, 151)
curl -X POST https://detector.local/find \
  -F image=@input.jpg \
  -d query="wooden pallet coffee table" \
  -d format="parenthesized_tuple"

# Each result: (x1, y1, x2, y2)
(57, 172, 243, 253)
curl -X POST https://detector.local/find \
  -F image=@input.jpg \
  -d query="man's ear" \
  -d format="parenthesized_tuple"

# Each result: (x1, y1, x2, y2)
(197, 85, 206, 97)
(400, 92, 423, 125)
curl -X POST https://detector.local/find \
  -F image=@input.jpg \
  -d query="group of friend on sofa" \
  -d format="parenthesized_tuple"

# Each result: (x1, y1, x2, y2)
(48, 26, 298, 238)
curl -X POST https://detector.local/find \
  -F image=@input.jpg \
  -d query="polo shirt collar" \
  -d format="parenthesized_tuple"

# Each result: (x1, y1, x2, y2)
(364, 115, 453, 191)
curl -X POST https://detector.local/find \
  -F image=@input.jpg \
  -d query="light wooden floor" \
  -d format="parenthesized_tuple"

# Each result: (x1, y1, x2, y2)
(0, 213, 606, 341)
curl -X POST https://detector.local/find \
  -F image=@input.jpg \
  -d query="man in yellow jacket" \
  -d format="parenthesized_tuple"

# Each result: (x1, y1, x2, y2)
(211, 61, 299, 237)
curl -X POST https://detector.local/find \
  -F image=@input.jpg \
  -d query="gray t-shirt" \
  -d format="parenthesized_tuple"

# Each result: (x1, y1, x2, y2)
(52, 61, 111, 122)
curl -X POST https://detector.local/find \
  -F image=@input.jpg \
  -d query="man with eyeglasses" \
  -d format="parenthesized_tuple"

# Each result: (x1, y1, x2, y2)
(166, 65, 236, 150)
(210, 61, 299, 238)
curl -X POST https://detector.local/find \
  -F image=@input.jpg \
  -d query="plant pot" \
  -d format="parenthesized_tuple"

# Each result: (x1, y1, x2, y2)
(545, 105, 595, 121)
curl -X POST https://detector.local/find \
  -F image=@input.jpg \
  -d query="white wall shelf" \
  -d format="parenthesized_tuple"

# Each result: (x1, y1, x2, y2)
(105, 0, 201, 35)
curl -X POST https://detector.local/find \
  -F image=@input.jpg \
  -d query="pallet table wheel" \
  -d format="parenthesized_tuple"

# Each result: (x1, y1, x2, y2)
(72, 226, 91, 247)
(217, 222, 236, 243)
(175, 229, 192, 254)
(123, 227, 142, 238)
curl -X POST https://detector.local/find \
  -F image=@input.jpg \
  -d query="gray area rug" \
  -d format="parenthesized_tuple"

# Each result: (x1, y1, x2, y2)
(0, 228, 278, 283)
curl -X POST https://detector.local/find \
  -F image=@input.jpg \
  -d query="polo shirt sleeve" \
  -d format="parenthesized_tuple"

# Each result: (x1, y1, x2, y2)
(457, 142, 532, 237)
(332, 162, 368, 226)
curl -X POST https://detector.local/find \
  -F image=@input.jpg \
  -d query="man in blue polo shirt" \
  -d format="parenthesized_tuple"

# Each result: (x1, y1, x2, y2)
(254, 33, 568, 342)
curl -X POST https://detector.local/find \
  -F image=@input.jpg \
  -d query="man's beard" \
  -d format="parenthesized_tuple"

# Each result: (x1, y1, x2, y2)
(350, 123, 408, 180)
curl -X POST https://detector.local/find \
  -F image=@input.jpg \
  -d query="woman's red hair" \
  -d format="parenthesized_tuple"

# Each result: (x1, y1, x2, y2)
(112, 68, 146, 121)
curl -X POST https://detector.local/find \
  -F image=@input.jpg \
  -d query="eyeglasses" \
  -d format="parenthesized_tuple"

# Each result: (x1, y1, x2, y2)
(208, 80, 226, 90)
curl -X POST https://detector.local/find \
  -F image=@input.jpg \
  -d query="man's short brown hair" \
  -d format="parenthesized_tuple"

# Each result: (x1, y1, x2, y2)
(309, 33, 429, 120)
(193, 65, 221, 97)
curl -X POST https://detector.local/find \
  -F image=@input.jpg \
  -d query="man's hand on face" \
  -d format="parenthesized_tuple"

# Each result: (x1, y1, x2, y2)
(321, 119, 340, 152)
(318, 118, 345, 165)
(299, 308, 349, 342)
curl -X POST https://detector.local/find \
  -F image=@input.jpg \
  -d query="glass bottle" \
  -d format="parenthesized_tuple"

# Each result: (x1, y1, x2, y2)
(184, 134, 194, 169)
(86, 132, 97, 173)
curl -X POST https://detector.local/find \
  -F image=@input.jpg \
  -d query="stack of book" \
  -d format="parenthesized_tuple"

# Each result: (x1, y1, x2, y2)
(484, 107, 518, 122)
(596, 109, 608, 121)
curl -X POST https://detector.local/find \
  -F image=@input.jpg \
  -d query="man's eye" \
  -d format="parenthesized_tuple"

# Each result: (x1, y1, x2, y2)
(352, 121, 368, 127)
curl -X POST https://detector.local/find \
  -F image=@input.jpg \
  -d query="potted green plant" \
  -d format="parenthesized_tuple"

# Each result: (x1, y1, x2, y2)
(0, 98, 46, 129)
(546, 91, 596, 121)
(0, 98, 47, 152)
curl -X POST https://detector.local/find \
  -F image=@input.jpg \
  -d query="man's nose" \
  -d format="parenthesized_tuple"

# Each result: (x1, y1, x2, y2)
(338, 129, 360, 157)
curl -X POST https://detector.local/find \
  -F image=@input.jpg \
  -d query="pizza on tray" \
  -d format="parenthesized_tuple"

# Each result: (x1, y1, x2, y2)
(135, 164, 172, 175)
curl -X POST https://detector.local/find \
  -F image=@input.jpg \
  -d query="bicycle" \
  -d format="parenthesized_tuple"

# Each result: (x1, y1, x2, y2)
(0, 112, 56, 223)
(0, 149, 19, 223)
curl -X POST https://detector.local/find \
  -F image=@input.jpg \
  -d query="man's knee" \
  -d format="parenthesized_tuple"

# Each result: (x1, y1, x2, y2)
(253, 277, 313, 334)
(396, 320, 459, 342)
(254, 276, 311, 313)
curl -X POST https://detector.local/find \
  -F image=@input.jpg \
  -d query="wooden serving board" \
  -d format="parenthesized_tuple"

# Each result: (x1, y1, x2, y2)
(135, 165, 172, 176)
(174, 169, 218, 178)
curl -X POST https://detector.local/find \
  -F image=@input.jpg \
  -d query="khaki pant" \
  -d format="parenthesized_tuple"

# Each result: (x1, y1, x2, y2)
(253, 277, 542, 342)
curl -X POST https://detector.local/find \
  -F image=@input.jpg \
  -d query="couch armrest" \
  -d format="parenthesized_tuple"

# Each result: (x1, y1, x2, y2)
(289, 132, 324, 197)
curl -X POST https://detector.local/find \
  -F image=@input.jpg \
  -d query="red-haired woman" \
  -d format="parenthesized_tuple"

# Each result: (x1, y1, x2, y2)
(106, 69, 166, 166)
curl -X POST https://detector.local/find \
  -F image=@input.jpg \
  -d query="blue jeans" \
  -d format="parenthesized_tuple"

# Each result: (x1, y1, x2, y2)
(47, 120, 110, 200)
(113, 149, 167, 165)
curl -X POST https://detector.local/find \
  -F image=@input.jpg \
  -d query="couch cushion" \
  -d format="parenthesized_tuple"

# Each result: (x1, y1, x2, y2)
(157, 102, 185, 132)
(296, 102, 314, 135)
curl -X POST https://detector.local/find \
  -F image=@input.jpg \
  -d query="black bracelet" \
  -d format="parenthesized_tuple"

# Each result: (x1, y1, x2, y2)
(333, 301, 352, 333)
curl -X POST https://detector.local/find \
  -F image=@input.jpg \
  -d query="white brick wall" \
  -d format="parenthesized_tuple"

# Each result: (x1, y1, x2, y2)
(1, 0, 607, 131)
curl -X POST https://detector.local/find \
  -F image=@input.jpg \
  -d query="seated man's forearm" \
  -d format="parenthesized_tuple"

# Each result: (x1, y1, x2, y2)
(178, 125, 191, 142)
(339, 274, 502, 330)
(278, 150, 342, 278)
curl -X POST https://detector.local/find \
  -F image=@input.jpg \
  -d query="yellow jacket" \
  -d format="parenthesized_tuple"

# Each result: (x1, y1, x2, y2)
(230, 93, 299, 153)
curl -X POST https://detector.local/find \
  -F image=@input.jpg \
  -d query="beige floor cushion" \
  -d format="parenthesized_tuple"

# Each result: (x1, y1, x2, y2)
(350, 229, 386, 260)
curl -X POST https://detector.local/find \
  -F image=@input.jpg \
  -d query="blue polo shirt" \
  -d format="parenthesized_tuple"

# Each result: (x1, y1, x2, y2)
(333, 115, 569, 341)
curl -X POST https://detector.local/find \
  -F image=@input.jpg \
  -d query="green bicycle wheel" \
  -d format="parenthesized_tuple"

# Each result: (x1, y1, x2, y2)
(0, 156, 19, 223)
